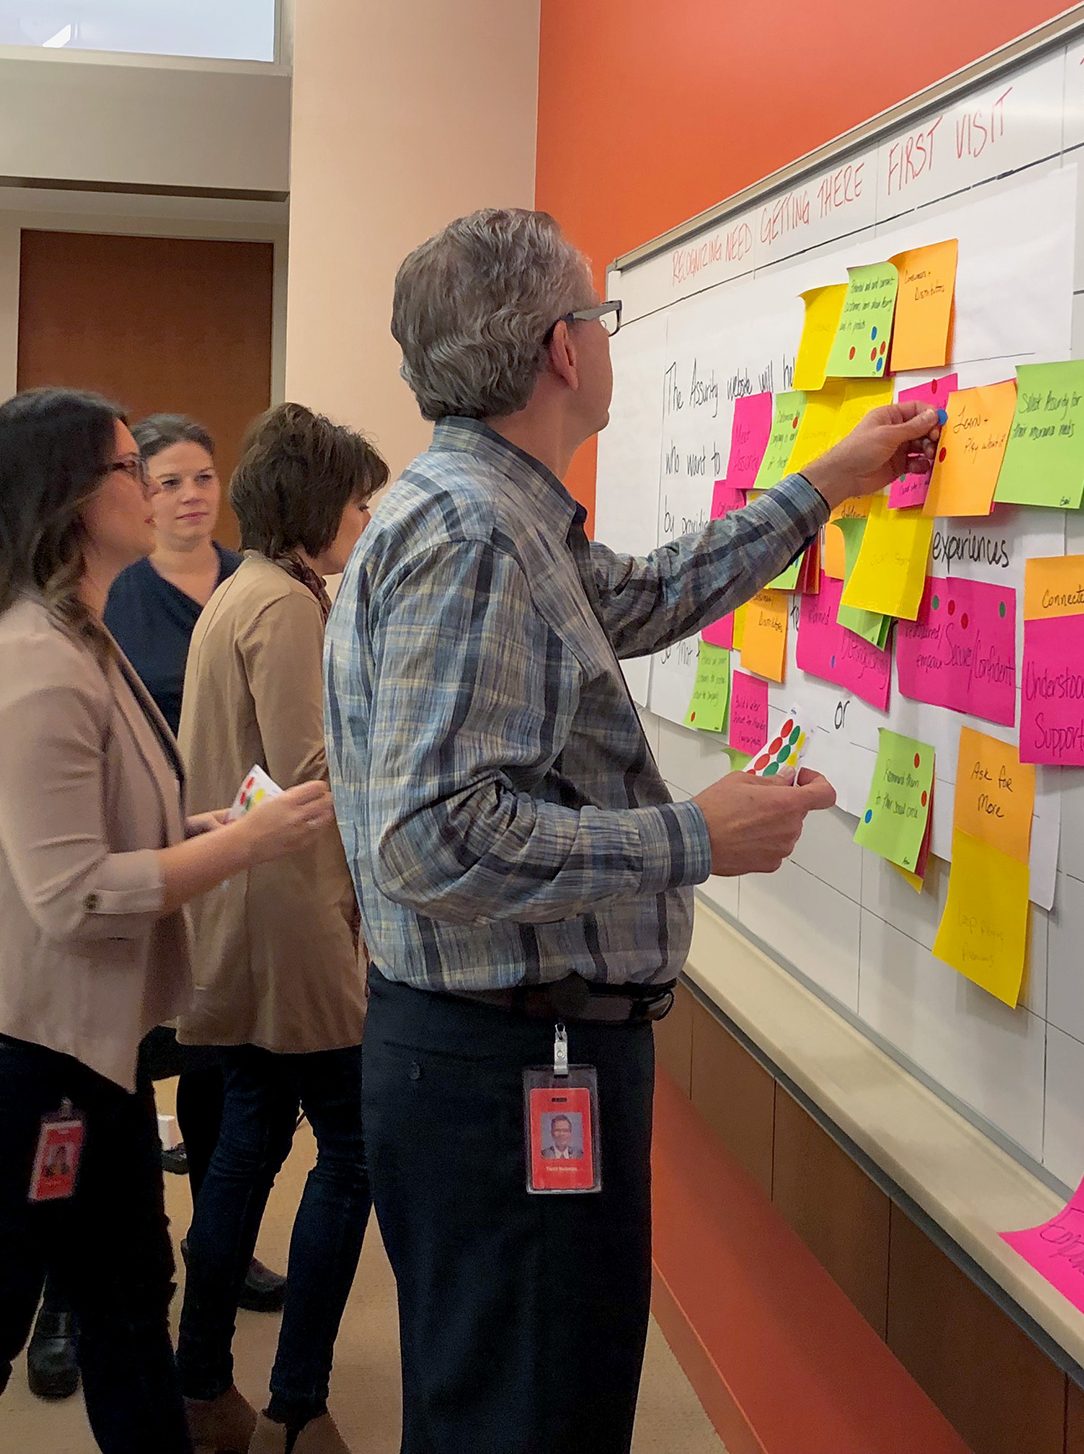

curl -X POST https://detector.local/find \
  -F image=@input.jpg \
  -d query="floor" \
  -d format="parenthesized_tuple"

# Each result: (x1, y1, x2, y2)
(1, 1092, 726, 1453)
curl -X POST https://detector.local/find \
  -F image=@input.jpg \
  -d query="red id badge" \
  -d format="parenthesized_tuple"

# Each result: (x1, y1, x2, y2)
(28, 1103, 85, 1203)
(523, 1067, 601, 1195)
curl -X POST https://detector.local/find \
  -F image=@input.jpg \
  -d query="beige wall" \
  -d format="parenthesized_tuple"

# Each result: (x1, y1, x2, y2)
(0, 49, 290, 194)
(285, 0, 540, 479)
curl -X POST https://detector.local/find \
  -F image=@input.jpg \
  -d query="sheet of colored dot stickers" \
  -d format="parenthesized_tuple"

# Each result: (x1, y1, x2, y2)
(226, 764, 283, 822)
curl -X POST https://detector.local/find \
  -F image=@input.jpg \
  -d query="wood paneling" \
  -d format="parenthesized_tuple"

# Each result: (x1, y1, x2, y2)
(17, 230, 275, 549)
(654, 981, 694, 1098)
(771, 1089, 890, 1338)
(887, 1206, 1067, 1454)
(1066, 1377, 1084, 1454)
(689, 1000, 774, 1196)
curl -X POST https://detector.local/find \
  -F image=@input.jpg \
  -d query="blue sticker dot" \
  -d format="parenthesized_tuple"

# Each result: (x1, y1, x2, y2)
(871, 326, 878, 341)
(875, 358, 885, 373)
(830, 654, 837, 669)
(864, 810, 873, 824)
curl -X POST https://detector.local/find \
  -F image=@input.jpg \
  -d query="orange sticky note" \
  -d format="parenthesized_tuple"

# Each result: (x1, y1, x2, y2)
(889, 240, 958, 372)
(740, 590, 788, 682)
(1023, 554, 1084, 621)
(923, 381, 1016, 518)
(952, 726, 1035, 863)
(824, 525, 846, 579)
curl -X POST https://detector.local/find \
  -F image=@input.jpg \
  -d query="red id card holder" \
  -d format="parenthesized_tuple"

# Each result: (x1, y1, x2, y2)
(28, 1100, 85, 1203)
(523, 1023, 601, 1195)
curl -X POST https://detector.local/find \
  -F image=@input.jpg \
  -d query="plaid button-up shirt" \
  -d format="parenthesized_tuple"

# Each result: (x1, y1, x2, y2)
(324, 417, 827, 992)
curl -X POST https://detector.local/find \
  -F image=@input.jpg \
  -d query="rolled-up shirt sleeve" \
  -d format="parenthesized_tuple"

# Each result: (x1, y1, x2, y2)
(362, 541, 711, 926)
(0, 677, 165, 944)
(589, 473, 829, 658)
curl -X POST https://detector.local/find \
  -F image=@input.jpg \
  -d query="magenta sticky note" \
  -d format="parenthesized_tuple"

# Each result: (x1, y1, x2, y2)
(729, 670, 769, 754)
(1020, 614, 1084, 764)
(887, 373, 959, 510)
(896, 576, 1016, 727)
(726, 393, 773, 493)
(796, 576, 891, 711)
(702, 480, 748, 650)
(711, 479, 747, 521)
(1002, 1179, 1084, 1317)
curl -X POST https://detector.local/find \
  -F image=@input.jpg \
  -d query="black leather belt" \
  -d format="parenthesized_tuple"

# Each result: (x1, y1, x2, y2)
(452, 974, 677, 1024)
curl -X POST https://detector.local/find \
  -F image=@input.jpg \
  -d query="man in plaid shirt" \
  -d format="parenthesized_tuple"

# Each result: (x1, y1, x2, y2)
(325, 208, 938, 1454)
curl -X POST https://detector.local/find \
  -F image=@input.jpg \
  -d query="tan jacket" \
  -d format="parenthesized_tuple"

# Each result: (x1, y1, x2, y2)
(0, 598, 191, 1090)
(177, 555, 364, 1054)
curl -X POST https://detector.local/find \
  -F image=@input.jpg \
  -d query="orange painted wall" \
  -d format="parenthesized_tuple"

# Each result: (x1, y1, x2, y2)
(536, 0, 1072, 529)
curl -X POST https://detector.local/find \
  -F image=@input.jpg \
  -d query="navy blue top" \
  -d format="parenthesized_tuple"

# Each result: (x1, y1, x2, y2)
(105, 544, 242, 736)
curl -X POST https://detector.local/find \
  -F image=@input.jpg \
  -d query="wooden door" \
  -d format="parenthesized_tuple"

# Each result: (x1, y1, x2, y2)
(17, 230, 275, 548)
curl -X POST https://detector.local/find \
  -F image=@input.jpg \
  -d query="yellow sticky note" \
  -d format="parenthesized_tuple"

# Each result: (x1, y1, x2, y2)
(889, 240, 958, 372)
(732, 603, 747, 651)
(786, 382, 845, 474)
(839, 495, 933, 621)
(891, 862, 926, 893)
(740, 590, 788, 683)
(953, 726, 1034, 864)
(923, 381, 1016, 518)
(1024, 554, 1084, 621)
(832, 378, 894, 445)
(933, 830, 1029, 1007)
(794, 285, 847, 392)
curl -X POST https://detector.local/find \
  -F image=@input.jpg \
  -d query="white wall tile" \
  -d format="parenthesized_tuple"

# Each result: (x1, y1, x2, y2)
(740, 859, 861, 1012)
(1044, 1026, 1084, 1190)
(1049, 874, 1084, 1043)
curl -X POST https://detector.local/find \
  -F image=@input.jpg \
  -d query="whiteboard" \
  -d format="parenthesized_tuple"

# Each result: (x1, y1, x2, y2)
(596, 21, 1084, 1193)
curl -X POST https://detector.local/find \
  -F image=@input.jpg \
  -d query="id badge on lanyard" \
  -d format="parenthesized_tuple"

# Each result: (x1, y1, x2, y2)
(523, 1022, 601, 1195)
(28, 1100, 85, 1203)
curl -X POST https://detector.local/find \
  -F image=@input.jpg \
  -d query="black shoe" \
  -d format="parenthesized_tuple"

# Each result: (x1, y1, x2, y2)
(161, 1140, 189, 1175)
(180, 1239, 287, 1314)
(238, 1257, 287, 1314)
(26, 1301, 80, 1401)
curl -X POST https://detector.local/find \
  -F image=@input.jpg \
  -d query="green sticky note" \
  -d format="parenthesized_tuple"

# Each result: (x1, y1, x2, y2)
(854, 729, 935, 871)
(684, 643, 731, 734)
(752, 392, 807, 492)
(826, 262, 899, 379)
(994, 361, 1084, 509)
(723, 747, 752, 770)
(768, 558, 802, 591)
(834, 514, 892, 647)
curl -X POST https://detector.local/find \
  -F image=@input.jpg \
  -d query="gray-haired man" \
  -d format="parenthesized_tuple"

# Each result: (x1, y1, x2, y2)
(325, 208, 938, 1453)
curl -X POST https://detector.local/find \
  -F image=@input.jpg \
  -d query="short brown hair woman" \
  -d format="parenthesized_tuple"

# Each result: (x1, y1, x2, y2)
(0, 388, 336, 1454)
(174, 404, 388, 1454)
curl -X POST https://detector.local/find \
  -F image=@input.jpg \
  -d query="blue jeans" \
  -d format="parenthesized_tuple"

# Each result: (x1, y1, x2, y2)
(0, 1034, 191, 1454)
(176, 1043, 370, 1420)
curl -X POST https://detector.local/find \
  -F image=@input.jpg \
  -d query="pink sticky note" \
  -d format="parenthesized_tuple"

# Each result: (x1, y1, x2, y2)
(1002, 1178, 1084, 1316)
(796, 576, 891, 711)
(887, 373, 958, 509)
(1020, 613, 1084, 764)
(726, 393, 773, 493)
(897, 576, 1016, 727)
(728, 670, 769, 754)
(702, 481, 748, 650)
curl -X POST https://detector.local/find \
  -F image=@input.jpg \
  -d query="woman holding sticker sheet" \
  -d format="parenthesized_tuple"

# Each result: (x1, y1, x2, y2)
(0, 387, 337, 1454)
(175, 404, 387, 1454)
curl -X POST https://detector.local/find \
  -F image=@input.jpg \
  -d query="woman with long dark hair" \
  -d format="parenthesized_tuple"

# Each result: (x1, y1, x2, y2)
(0, 387, 336, 1454)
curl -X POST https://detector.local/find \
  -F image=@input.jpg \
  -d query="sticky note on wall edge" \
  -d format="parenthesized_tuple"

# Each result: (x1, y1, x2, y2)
(683, 642, 731, 734)
(839, 495, 934, 622)
(994, 360, 1084, 510)
(933, 829, 1029, 1008)
(853, 728, 935, 872)
(793, 285, 847, 392)
(922, 380, 1016, 518)
(889, 239, 958, 373)
(739, 590, 788, 683)
(825, 262, 899, 380)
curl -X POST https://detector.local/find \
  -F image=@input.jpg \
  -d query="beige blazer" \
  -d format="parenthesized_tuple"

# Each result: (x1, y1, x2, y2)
(177, 555, 365, 1054)
(0, 598, 191, 1091)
